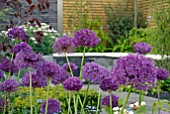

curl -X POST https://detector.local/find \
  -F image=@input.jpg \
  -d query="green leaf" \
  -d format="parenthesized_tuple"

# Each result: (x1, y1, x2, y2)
(135, 106, 148, 114)
(118, 98, 124, 106)
(104, 106, 110, 114)
(152, 102, 157, 114)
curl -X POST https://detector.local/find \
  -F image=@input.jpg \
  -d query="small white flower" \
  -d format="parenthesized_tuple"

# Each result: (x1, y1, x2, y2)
(134, 102, 139, 106)
(43, 33, 48, 36)
(51, 36, 56, 39)
(38, 28, 42, 31)
(141, 101, 146, 106)
(30, 37, 36, 41)
(129, 104, 134, 108)
(128, 111, 134, 114)
(113, 111, 119, 114)
(29, 26, 33, 29)
(33, 30, 37, 32)
(124, 109, 128, 113)
(113, 107, 119, 111)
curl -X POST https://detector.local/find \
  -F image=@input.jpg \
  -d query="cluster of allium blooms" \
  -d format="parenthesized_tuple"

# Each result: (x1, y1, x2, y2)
(41, 98, 61, 114)
(0, 71, 3, 79)
(51, 67, 69, 85)
(22, 71, 47, 88)
(134, 42, 152, 54)
(101, 94, 119, 108)
(64, 77, 83, 91)
(82, 62, 110, 84)
(7, 27, 28, 41)
(0, 98, 8, 112)
(38, 61, 62, 79)
(100, 77, 118, 92)
(52, 35, 74, 54)
(157, 68, 170, 80)
(62, 62, 78, 72)
(111, 54, 157, 91)
(72, 29, 99, 48)
(14, 51, 45, 69)
(0, 58, 19, 73)
(12, 42, 32, 54)
(0, 79, 19, 93)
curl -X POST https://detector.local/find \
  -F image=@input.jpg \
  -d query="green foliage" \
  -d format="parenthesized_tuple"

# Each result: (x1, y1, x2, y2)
(104, 1, 146, 51)
(152, 100, 170, 114)
(12, 86, 100, 114)
(134, 106, 148, 114)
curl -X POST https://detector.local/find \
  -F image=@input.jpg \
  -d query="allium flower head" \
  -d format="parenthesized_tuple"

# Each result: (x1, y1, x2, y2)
(12, 42, 32, 54)
(0, 58, 19, 73)
(0, 79, 19, 93)
(62, 62, 78, 72)
(111, 54, 157, 91)
(101, 94, 119, 108)
(100, 76, 118, 92)
(8, 27, 28, 41)
(51, 67, 69, 85)
(38, 61, 61, 79)
(63, 77, 83, 91)
(22, 71, 47, 88)
(14, 51, 45, 69)
(134, 42, 152, 54)
(41, 98, 61, 114)
(0, 98, 8, 112)
(82, 62, 110, 84)
(52, 35, 74, 54)
(0, 71, 3, 79)
(72, 29, 99, 48)
(157, 68, 169, 80)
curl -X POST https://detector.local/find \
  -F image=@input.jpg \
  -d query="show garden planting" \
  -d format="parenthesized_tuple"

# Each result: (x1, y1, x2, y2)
(0, 0, 170, 114)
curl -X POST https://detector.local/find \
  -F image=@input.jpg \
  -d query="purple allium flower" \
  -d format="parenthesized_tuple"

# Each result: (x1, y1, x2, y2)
(160, 111, 169, 114)
(0, 79, 19, 93)
(51, 67, 69, 85)
(8, 27, 28, 41)
(111, 54, 157, 91)
(14, 51, 45, 69)
(52, 35, 74, 54)
(0, 71, 3, 79)
(0, 58, 19, 73)
(41, 98, 61, 114)
(72, 29, 99, 48)
(99, 77, 118, 92)
(101, 94, 119, 108)
(22, 71, 47, 88)
(62, 62, 78, 72)
(82, 62, 110, 84)
(0, 98, 8, 112)
(63, 77, 83, 91)
(134, 42, 152, 54)
(12, 42, 32, 54)
(157, 68, 170, 80)
(38, 61, 61, 79)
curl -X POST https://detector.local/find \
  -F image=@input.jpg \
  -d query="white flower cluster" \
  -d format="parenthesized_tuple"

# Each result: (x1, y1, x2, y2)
(113, 107, 134, 114)
(129, 101, 146, 110)
(20, 22, 60, 44)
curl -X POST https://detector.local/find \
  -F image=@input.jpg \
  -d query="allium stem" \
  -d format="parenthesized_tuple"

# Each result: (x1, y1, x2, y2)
(8, 93, 10, 114)
(45, 79, 50, 114)
(73, 93, 77, 114)
(68, 92, 72, 114)
(33, 88, 37, 114)
(139, 91, 142, 105)
(79, 47, 86, 79)
(96, 88, 101, 114)
(120, 86, 132, 114)
(158, 81, 161, 114)
(64, 53, 74, 76)
(81, 81, 91, 113)
(29, 71, 33, 114)
(3, 95, 7, 114)
(17, 70, 21, 82)
(109, 91, 113, 114)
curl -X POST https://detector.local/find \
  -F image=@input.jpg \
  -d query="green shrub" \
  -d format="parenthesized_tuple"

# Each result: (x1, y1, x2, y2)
(12, 85, 100, 114)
